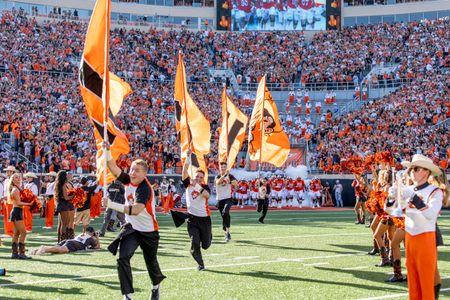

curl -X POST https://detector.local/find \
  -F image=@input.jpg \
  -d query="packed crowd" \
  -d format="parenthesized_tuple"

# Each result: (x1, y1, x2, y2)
(0, 9, 450, 176)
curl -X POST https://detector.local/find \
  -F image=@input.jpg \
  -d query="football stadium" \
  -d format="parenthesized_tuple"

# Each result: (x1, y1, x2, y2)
(0, 0, 450, 299)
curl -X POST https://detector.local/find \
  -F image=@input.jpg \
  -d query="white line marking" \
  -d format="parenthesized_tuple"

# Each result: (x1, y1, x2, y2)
(0, 252, 366, 287)
(235, 232, 372, 242)
(203, 253, 229, 257)
(303, 262, 329, 266)
(234, 256, 260, 260)
(341, 266, 368, 270)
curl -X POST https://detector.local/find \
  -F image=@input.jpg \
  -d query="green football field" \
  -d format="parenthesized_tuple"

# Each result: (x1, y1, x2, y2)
(1, 209, 449, 300)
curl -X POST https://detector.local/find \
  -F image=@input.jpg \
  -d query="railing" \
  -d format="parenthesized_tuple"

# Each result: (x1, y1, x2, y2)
(367, 77, 413, 90)
(239, 81, 361, 92)
(1, 133, 14, 147)
(2, 144, 40, 173)
(431, 117, 450, 130)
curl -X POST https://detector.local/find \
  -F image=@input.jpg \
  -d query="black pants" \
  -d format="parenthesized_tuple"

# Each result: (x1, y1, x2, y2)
(216, 198, 233, 230)
(117, 231, 166, 295)
(100, 207, 126, 235)
(257, 199, 269, 223)
(187, 216, 212, 267)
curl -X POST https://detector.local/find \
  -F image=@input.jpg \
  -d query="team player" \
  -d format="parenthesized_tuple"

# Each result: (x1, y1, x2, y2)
(183, 149, 212, 271)
(215, 161, 238, 242)
(240, 179, 250, 206)
(255, 0, 263, 30)
(277, 0, 287, 30)
(261, 0, 276, 30)
(298, 0, 315, 30)
(274, 175, 284, 209)
(286, 0, 299, 30)
(102, 141, 165, 300)
(309, 177, 322, 208)
(251, 178, 259, 206)
(231, 0, 239, 31)
(294, 177, 306, 208)
(284, 177, 294, 207)
(237, 0, 255, 31)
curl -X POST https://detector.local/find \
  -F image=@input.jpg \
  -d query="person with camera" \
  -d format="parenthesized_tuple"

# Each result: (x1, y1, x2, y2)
(100, 179, 126, 237)
(101, 141, 165, 300)
(73, 177, 98, 234)
(31, 226, 100, 255)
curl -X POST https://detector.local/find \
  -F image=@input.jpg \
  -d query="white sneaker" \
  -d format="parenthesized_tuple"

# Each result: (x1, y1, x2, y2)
(26, 230, 32, 233)
(240, 205, 243, 208)
(42, 226, 52, 229)
(0, 234, 12, 238)
(36, 245, 46, 255)
(90, 218, 95, 221)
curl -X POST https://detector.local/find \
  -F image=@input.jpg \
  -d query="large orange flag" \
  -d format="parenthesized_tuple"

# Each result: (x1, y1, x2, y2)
(78, 0, 131, 185)
(174, 53, 210, 183)
(218, 88, 248, 170)
(248, 76, 290, 167)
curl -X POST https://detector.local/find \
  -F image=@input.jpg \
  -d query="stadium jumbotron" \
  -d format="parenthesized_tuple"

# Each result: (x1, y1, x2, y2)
(0, 0, 450, 299)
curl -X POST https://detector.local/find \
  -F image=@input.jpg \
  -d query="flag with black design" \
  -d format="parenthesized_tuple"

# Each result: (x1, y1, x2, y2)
(174, 53, 210, 184)
(218, 88, 248, 170)
(248, 75, 290, 167)
(78, 0, 131, 185)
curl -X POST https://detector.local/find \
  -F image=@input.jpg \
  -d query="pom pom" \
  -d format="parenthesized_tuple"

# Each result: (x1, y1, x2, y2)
(364, 155, 376, 168)
(117, 155, 131, 170)
(392, 217, 405, 230)
(20, 189, 41, 213)
(375, 151, 393, 166)
(366, 190, 388, 218)
(68, 187, 88, 209)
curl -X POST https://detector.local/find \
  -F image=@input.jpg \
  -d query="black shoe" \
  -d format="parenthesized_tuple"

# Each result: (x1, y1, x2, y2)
(259, 221, 264, 224)
(107, 227, 116, 232)
(195, 265, 205, 271)
(385, 275, 403, 282)
(365, 225, 371, 228)
(225, 233, 231, 242)
(150, 284, 161, 300)
(99, 233, 105, 237)
(367, 248, 379, 255)
(123, 294, 132, 300)
(375, 259, 391, 267)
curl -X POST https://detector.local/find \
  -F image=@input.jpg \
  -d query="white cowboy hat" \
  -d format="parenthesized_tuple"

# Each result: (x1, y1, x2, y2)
(401, 154, 441, 176)
(3, 166, 19, 172)
(46, 171, 57, 177)
(24, 172, 38, 179)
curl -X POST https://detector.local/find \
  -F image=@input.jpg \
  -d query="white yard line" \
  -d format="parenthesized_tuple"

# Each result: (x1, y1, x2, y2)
(0, 251, 365, 287)
(234, 256, 260, 260)
(341, 266, 368, 270)
(303, 262, 330, 266)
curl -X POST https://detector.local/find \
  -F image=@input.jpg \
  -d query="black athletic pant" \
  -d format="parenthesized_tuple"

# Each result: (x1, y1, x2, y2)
(117, 230, 166, 295)
(100, 208, 126, 235)
(216, 198, 233, 230)
(187, 216, 212, 267)
(257, 199, 269, 223)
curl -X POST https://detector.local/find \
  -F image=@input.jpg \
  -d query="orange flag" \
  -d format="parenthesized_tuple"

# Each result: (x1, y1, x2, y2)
(78, 0, 131, 185)
(218, 88, 248, 170)
(174, 53, 210, 183)
(248, 76, 290, 167)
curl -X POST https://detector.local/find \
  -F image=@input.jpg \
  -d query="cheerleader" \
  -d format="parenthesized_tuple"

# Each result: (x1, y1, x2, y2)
(54, 171, 75, 242)
(8, 173, 32, 259)
(66, 172, 75, 239)
(428, 167, 450, 299)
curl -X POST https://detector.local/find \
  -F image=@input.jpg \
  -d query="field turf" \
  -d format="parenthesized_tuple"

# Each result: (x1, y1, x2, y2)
(1, 208, 450, 300)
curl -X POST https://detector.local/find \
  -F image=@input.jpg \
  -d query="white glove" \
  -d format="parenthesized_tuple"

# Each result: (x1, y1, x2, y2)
(194, 183, 203, 192)
(388, 187, 397, 199)
(402, 187, 414, 200)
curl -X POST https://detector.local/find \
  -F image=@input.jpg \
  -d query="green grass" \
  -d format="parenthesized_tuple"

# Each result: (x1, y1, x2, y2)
(1, 209, 450, 300)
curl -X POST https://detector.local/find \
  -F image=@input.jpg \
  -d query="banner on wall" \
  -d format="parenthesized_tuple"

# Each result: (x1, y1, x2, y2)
(248, 148, 305, 171)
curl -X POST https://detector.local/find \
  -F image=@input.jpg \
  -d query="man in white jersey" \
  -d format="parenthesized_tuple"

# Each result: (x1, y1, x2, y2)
(102, 141, 165, 300)
(215, 161, 238, 242)
(183, 149, 212, 271)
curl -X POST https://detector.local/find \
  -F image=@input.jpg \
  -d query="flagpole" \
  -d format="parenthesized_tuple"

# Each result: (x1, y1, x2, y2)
(179, 53, 194, 178)
(102, 0, 111, 198)
(258, 76, 265, 180)
(225, 88, 229, 169)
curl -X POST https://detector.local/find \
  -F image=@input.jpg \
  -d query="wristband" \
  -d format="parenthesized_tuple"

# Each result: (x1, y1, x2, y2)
(107, 200, 125, 213)
(128, 206, 132, 215)
(194, 184, 202, 192)
(199, 188, 204, 194)
(106, 150, 113, 161)
(185, 155, 191, 165)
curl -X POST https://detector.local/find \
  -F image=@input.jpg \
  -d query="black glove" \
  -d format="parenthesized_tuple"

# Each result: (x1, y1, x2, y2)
(409, 194, 426, 210)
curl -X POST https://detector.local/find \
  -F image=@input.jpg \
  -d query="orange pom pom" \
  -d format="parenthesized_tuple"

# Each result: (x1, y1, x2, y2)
(365, 155, 375, 168)
(392, 217, 405, 230)
(20, 189, 41, 213)
(69, 188, 88, 209)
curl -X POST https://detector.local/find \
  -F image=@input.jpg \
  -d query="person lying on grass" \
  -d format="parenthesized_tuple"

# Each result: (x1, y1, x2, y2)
(30, 226, 100, 255)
